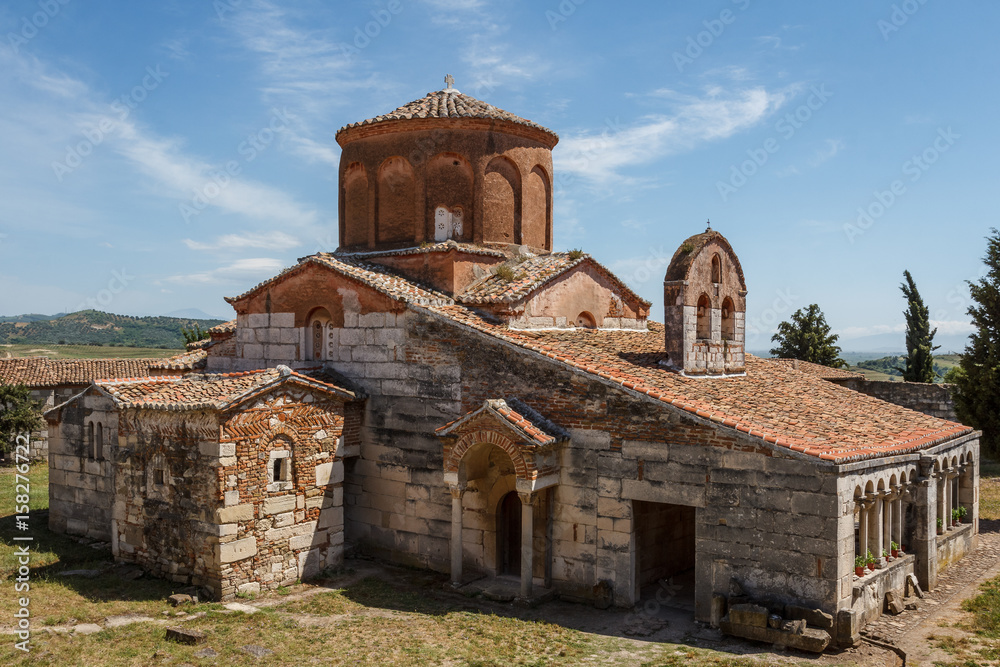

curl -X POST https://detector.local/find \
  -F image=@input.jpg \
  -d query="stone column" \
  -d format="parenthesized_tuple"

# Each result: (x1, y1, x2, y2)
(892, 484, 903, 550)
(857, 500, 868, 562)
(882, 491, 892, 557)
(518, 491, 537, 599)
(449, 484, 466, 587)
(937, 475, 946, 534)
(866, 492, 881, 562)
(915, 457, 938, 591)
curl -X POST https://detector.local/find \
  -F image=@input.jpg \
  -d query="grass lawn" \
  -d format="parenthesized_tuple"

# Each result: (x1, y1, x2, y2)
(0, 465, 785, 666)
(0, 344, 181, 359)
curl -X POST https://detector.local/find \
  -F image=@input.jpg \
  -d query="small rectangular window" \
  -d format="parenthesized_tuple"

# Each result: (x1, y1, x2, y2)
(273, 459, 282, 482)
(154, 469, 165, 485)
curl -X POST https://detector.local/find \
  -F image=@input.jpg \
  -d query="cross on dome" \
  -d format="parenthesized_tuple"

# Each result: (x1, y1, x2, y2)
(445, 74, 454, 89)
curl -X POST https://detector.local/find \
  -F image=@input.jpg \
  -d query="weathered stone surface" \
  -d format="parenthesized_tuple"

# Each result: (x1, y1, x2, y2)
(166, 626, 206, 645)
(217, 504, 254, 524)
(721, 619, 830, 653)
(728, 603, 768, 628)
(168, 594, 195, 607)
(780, 619, 806, 635)
(224, 602, 260, 614)
(58, 569, 101, 578)
(242, 645, 273, 657)
(217, 536, 257, 564)
(784, 604, 835, 630)
(104, 615, 155, 629)
(885, 591, 905, 615)
(74, 623, 103, 635)
(262, 495, 296, 515)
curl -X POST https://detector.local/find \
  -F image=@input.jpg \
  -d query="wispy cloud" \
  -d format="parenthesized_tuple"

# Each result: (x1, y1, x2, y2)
(807, 138, 843, 167)
(836, 320, 973, 339)
(183, 231, 300, 251)
(555, 87, 787, 183)
(167, 257, 287, 284)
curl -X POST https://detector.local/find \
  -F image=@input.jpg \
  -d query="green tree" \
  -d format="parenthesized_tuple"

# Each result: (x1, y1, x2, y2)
(953, 228, 1000, 454)
(898, 270, 939, 382)
(0, 383, 43, 457)
(770, 304, 847, 368)
(181, 324, 209, 346)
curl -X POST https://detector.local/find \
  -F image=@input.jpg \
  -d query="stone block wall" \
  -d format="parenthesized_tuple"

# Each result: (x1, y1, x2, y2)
(231, 312, 301, 369)
(836, 379, 957, 421)
(47, 391, 117, 541)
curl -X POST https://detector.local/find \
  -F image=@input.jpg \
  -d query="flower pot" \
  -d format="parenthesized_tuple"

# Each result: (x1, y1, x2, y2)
(891, 549, 898, 558)
(867, 563, 876, 572)
(855, 566, 865, 577)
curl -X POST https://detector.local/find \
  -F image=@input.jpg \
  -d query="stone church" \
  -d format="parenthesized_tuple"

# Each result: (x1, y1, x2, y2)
(45, 79, 979, 647)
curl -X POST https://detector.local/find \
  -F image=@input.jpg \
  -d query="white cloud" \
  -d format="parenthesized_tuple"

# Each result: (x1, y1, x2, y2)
(183, 231, 300, 251)
(931, 320, 976, 335)
(807, 138, 844, 167)
(167, 257, 287, 284)
(555, 87, 787, 183)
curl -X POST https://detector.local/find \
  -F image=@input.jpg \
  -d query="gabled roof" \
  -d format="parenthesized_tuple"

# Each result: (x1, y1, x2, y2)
(94, 366, 362, 412)
(436, 398, 569, 446)
(458, 253, 651, 308)
(207, 320, 236, 335)
(337, 240, 508, 260)
(225, 254, 454, 307)
(417, 304, 972, 464)
(0, 357, 162, 388)
(336, 89, 557, 141)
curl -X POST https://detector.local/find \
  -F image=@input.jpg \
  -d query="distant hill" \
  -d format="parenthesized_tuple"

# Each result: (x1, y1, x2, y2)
(165, 308, 231, 320)
(0, 310, 224, 349)
(0, 313, 66, 323)
(838, 332, 971, 354)
(849, 354, 961, 383)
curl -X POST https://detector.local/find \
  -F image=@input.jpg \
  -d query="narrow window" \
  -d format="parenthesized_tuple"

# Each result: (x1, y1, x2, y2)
(721, 297, 736, 340)
(273, 458, 283, 483)
(87, 422, 95, 459)
(696, 294, 711, 340)
(312, 321, 323, 360)
(711, 254, 721, 283)
(95, 423, 103, 461)
(154, 469, 165, 485)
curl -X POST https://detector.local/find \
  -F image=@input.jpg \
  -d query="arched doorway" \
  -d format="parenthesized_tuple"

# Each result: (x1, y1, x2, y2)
(497, 491, 521, 576)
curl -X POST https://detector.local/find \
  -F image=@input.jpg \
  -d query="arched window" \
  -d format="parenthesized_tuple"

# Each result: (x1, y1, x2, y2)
(305, 307, 333, 361)
(576, 311, 596, 329)
(427, 153, 473, 242)
(696, 294, 711, 339)
(87, 422, 94, 459)
(721, 297, 736, 340)
(711, 254, 722, 283)
(95, 423, 103, 461)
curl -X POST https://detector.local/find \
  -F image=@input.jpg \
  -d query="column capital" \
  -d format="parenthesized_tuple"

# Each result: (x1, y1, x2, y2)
(518, 491, 538, 507)
(449, 484, 466, 499)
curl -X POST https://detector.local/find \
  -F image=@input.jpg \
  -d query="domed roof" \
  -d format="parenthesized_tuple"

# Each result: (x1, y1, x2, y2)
(664, 229, 746, 287)
(336, 87, 557, 143)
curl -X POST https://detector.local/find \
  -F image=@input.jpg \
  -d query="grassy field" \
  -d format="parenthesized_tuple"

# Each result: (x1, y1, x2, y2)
(0, 464, 782, 666)
(0, 344, 181, 359)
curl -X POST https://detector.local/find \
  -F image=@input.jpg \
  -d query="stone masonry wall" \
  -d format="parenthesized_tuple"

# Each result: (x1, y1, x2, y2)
(47, 391, 118, 541)
(114, 408, 222, 591)
(216, 390, 346, 599)
(836, 379, 957, 421)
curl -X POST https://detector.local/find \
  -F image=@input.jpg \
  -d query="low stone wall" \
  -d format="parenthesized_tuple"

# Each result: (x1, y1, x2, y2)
(836, 379, 957, 421)
(851, 555, 914, 629)
(937, 523, 976, 572)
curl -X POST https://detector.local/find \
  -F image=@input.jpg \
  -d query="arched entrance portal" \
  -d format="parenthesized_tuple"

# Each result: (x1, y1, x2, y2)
(498, 491, 522, 576)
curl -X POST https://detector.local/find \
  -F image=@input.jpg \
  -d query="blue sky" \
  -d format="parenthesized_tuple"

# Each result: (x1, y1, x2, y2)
(0, 0, 996, 351)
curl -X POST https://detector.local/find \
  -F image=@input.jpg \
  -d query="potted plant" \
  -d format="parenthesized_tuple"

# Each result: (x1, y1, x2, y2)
(855, 555, 866, 577)
(937, 517, 944, 534)
(866, 549, 876, 571)
(958, 506, 968, 524)
(890, 541, 899, 558)
(881, 548, 889, 565)
(952, 509, 961, 527)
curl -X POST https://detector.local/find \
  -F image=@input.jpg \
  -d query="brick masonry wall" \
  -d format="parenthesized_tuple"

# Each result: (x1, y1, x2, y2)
(837, 379, 958, 421)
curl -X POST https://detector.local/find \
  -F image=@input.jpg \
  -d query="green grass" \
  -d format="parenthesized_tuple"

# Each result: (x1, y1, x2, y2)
(0, 344, 181, 359)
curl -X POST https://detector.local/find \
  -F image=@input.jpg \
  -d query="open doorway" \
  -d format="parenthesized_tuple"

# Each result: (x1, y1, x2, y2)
(497, 491, 521, 576)
(634, 500, 696, 612)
